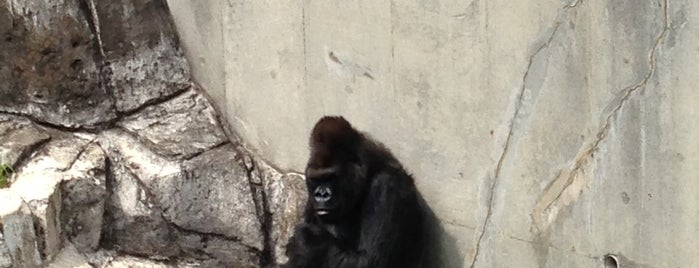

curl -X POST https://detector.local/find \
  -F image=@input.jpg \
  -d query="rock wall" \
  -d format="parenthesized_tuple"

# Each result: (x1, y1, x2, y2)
(0, 0, 304, 267)
(169, 0, 699, 267)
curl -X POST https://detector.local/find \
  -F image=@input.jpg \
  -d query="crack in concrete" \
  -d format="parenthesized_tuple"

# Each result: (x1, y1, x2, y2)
(468, 3, 581, 267)
(301, 2, 308, 95)
(565, 0, 584, 9)
(390, 0, 396, 94)
(532, 0, 670, 233)
(504, 234, 598, 261)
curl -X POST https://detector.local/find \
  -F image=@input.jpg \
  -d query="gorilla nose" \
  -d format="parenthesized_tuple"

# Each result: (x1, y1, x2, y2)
(313, 186, 332, 203)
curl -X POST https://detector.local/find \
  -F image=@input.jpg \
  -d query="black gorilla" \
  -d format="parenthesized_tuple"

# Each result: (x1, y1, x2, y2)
(284, 116, 425, 268)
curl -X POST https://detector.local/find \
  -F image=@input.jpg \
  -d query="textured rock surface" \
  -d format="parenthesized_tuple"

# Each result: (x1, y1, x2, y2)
(47, 242, 91, 268)
(171, 145, 263, 250)
(0, 0, 191, 128)
(0, 0, 115, 128)
(253, 160, 307, 265)
(118, 88, 227, 159)
(10, 131, 98, 262)
(98, 130, 181, 257)
(0, 234, 13, 268)
(0, 115, 50, 166)
(60, 143, 107, 252)
(0, 189, 41, 267)
(97, 130, 264, 266)
(169, 0, 699, 267)
(0, 0, 305, 266)
(95, 0, 191, 112)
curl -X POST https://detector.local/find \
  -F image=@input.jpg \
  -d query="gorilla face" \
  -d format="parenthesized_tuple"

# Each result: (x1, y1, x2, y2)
(306, 163, 365, 223)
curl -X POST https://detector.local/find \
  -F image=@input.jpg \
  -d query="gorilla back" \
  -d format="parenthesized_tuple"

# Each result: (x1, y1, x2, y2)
(284, 116, 426, 268)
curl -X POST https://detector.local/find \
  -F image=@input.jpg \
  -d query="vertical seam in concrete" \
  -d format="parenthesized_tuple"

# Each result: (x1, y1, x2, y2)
(390, 0, 395, 94)
(302, 0, 308, 93)
(467, 1, 583, 266)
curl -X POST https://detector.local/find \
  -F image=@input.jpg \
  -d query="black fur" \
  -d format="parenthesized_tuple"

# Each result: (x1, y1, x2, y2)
(284, 116, 425, 268)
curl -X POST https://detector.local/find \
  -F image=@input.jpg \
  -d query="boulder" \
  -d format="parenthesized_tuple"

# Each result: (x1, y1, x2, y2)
(0, 115, 50, 167)
(10, 131, 96, 262)
(94, 0, 191, 112)
(118, 88, 227, 159)
(160, 145, 264, 250)
(60, 143, 107, 252)
(253, 160, 307, 265)
(0, 189, 42, 268)
(0, 0, 115, 128)
(97, 130, 181, 257)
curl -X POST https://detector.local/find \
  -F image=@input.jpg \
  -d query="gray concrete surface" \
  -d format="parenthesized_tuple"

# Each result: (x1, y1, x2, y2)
(168, 0, 699, 267)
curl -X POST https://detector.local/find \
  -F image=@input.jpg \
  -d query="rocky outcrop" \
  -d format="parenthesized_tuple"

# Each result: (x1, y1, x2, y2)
(0, 0, 114, 128)
(0, 0, 306, 267)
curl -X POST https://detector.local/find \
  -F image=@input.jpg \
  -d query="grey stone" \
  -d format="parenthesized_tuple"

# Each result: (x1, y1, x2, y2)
(10, 160, 64, 263)
(0, 115, 50, 167)
(0, 234, 12, 268)
(177, 233, 259, 268)
(254, 159, 307, 265)
(0, 0, 115, 128)
(60, 143, 107, 253)
(98, 131, 263, 265)
(17, 129, 93, 172)
(7, 130, 100, 263)
(166, 145, 263, 250)
(97, 130, 180, 257)
(0, 234, 13, 268)
(47, 242, 91, 268)
(85, 250, 217, 268)
(95, 0, 191, 112)
(118, 89, 227, 159)
(0, 189, 42, 268)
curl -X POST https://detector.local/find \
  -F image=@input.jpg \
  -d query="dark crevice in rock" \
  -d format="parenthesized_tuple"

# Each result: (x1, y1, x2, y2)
(31, 214, 48, 261)
(98, 157, 115, 250)
(77, 0, 120, 119)
(5, 131, 52, 173)
(180, 141, 230, 161)
(0, 111, 110, 133)
(57, 139, 98, 173)
(77, 0, 106, 58)
(166, 220, 244, 246)
(242, 157, 274, 268)
(10, 148, 51, 184)
(114, 84, 193, 118)
(166, 219, 263, 261)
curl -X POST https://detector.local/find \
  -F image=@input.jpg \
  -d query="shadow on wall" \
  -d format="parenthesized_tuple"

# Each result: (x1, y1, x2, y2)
(419, 194, 463, 268)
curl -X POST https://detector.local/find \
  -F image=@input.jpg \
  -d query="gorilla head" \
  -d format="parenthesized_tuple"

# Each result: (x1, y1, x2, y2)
(305, 116, 368, 223)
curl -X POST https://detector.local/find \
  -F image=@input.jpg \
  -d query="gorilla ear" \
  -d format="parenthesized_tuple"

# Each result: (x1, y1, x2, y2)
(309, 116, 361, 167)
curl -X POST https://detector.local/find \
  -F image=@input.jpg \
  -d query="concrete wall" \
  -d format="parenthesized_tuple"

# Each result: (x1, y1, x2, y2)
(167, 0, 698, 267)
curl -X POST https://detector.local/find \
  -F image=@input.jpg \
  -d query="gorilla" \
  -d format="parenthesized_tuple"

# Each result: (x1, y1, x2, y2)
(284, 116, 426, 268)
